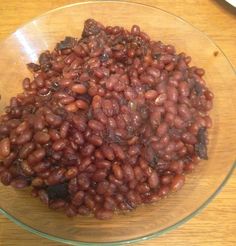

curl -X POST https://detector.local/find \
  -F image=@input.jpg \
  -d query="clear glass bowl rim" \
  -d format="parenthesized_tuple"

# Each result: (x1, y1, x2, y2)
(0, 1, 235, 245)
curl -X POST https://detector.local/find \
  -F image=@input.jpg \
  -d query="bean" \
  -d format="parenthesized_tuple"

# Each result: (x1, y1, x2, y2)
(50, 199, 66, 209)
(65, 167, 78, 179)
(123, 164, 134, 181)
(34, 116, 45, 131)
(31, 177, 44, 187)
(112, 163, 123, 180)
(33, 161, 50, 173)
(34, 132, 50, 144)
(0, 171, 12, 185)
(158, 185, 170, 197)
(11, 178, 29, 189)
(28, 148, 46, 164)
(60, 122, 70, 138)
(81, 144, 95, 156)
(101, 145, 115, 161)
(161, 175, 173, 185)
(78, 157, 91, 172)
(95, 209, 113, 220)
(178, 104, 191, 121)
(20, 160, 34, 176)
(71, 84, 87, 94)
(87, 134, 103, 146)
(48, 129, 61, 141)
(111, 143, 126, 160)
(92, 170, 107, 182)
(16, 130, 32, 145)
(0, 138, 10, 158)
(45, 114, 62, 127)
(145, 90, 158, 100)
(156, 122, 168, 137)
(38, 189, 49, 205)
(65, 205, 77, 217)
(88, 120, 104, 131)
(97, 181, 109, 195)
(47, 168, 65, 185)
(75, 100, 88, 110)
(131, 25, 140, 35)
(15, 121, 29, 134)
(148, 171, 159, 188)
(72, 191, 85, 206)
(96, 160, 111, 169)
(170, 174, 185, 192)
(65, 102, 78, 112)
(52, 139, 67, 151)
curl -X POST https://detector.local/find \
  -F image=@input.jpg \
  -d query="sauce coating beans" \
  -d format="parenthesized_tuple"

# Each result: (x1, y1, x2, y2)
(0, 19, 213, 219)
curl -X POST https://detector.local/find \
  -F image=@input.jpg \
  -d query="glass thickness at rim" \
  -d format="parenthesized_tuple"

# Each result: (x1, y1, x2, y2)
(0, 1, 235, 245)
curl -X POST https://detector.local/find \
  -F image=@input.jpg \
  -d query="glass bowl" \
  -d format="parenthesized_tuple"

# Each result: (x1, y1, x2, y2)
(0, 1, 235, 245)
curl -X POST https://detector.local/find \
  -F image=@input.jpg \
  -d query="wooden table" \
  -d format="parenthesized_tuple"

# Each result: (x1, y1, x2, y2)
(0, 0, 235, 245)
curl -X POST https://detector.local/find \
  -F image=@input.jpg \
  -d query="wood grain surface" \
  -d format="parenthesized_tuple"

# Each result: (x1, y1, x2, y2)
(0, 0, 235, 246)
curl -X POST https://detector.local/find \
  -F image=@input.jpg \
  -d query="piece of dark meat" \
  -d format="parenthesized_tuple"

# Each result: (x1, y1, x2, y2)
(27, 63, 41, 72)
(57, 37, 76, 50)
(82, 19, 102, 37)
(195, 127, 208, 159)
(46, 182, 69, 200)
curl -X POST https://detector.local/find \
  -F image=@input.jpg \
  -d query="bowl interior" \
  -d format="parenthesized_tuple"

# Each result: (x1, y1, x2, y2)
(0, 1, 235, 245)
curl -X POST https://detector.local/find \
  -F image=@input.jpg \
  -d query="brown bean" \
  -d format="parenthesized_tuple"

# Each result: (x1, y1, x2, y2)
(156, 122, 168, 137)
(112, 163, 123, 180)
(88, 120, 104, 131)
(11, 178, 29, 189)
(75, 100, 88, 110)
(72, 191, 85, 206)
(178, 104, 191, 121)
(92, 170, 107, 182)
(34, 115, 45, 131)
(145, 90, 158, 100)
(88, 135, 103, 146)
(0, 138, 10, 158)
(81, 144, 95, 156)
(65, 205, 77, 217)
(161, 175, 173, 185)
(0, 171, 12, 185)
(31, 177, 44, 187)
(111, 143, 126, 160)
(95, 209, 113, 220)
(78, 157, 92, 172)
(28, 148, 46, 164)
(71, 84, 87, 94)
(65, 167, 78, 179)
(101, 145, 115, 161)
(50, 199, 66, 209)
(47, 168, 65, 185)
(45, 113, 62, 127)
(97, 181, 109, 195)
(60, 122, 70, 138)
(33, 161, 50, 173)
(123, 164, 134, 181)
(34, 132, 50, 144)
(16, 130, 32, 145)
(158, 185, 170, 197)
(170, 174, 185, 192)
(16, 121, 29, 134)
(20, 160, 34, 176)
(38, 189, 49, 205)
(52, 139, 67, 151)
(148, 171, 159, 188)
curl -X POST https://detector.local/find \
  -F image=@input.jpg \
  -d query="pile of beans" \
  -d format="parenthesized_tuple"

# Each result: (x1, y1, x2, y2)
(0, 19, 213, 219)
